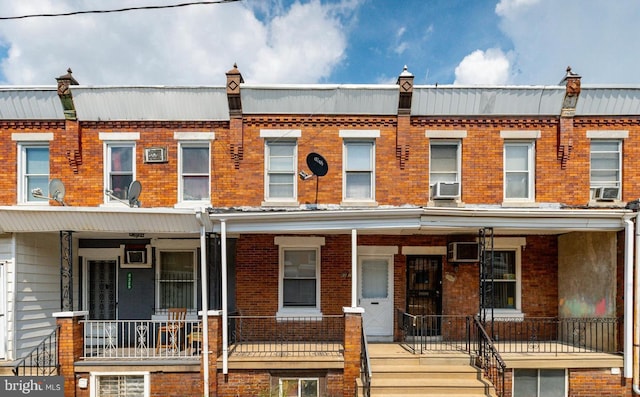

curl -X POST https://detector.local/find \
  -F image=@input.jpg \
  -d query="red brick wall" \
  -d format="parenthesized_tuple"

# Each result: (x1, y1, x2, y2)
(73, 371, 201, 397)
(569, 369, 632, 397)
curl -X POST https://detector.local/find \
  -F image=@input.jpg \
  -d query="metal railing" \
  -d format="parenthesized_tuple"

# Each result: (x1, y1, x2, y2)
(228, 314, 344, 356)
(13, 326, 59, 376)
(360, 321, 371, 397)
(396, 310, 471, 354)
(474, 316, 506, 397)
(81, 319, 201, 360)
(486, 316, 619, 354)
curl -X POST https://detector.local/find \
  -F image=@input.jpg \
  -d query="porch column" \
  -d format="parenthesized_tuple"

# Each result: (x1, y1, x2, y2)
(60, 231, 73, 311)
(200, 310, 222, 396)
(351, 229, 358, 308)
(54, 311, 87, 397)
(343, 307, 364, 397)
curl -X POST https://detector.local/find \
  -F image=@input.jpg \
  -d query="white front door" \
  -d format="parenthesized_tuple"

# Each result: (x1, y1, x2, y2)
(358, 256, 393, 340)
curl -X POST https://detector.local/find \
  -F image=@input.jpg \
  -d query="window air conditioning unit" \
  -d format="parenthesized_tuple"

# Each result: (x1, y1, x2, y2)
(448, 242, 479, 263)
(121, 245, 152, 268)
(144, 147, 168, 163)
(594, 187, 619, 201)
(433, 181, 460, 200)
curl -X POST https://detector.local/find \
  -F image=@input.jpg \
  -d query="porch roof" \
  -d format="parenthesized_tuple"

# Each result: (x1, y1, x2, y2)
(0, 206, 205, 237)
(207, 206, 633, 235)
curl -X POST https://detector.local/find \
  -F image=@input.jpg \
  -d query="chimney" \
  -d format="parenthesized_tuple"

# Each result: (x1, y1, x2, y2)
(396, 66, 414, 169)
(396, 65, 414, 115)
(56, 68, 79, 120)
(557, 66, 581, 169)
(226, 63, 244, 118)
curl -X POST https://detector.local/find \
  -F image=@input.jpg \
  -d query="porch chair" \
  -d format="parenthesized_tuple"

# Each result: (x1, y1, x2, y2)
(156, 308, 187, 353)
(187, 323, 203, 355)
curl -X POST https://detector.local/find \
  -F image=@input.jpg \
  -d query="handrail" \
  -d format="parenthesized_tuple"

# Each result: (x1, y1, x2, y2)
(13, 325, 59, 376)
(474, 316, 506, 397)
(360, 321, 371, 397)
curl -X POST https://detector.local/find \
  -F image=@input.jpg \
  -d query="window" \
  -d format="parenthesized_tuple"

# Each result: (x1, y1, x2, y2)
(19, 145, 49, 203)
(279, 378, 319, 397)
(482, 250, 518, 310)
(265, 140, 297, 201)
(105, 143, 135, 202)
(343, 141, 374, 201)
(504, 142, 534, 201)
(430, 141, 460, 199)
(590, 140, 621, 200)
(513, 369, 566, 397)
(282, 248, 318, 308)
(157, 251, 196, 312)
(179, 143, 210, 202)
(92, 374, 149, 397)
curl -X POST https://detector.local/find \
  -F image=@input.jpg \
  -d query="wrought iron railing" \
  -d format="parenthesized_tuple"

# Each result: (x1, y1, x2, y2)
(228, 314, 344, 356)
(360, 321, 371, 397)
(81, 319, 201, 359)
(13, 326, 59, 376)
(396, 309, 471, 354)
(474, 316, 506, 397)
(486, 316, 619, 354)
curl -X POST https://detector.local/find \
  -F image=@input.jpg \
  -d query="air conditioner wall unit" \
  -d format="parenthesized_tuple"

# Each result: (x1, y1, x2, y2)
(144, 147, 168, 163)
(120, 244, 152, 268)
(433, 181, 460, 199)
(594, 186, 619, 201)
(448, 242, 479, 263)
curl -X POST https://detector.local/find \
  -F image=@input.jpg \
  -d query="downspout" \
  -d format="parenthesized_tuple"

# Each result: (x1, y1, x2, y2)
(221, 219, 229, 375)
(196, 210, 210, 397)
(633, 212, 640, 395)
(351, 229, 358, 308)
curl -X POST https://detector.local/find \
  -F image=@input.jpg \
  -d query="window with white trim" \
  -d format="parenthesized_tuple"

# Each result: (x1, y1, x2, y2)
(92, 374, 149, 397)
(590, 140, 621, 200)
(105, 143, 135, 202)
(504, 142, 534, 201)
(179, 143, 210, 202)
(430, 141, 460, 198)
(343, 141, 374, 201)
(482, 250, 519, 310)
(157, 251, 197, 312)
(265, 140, 297, 201)
(279, 378, 319, 397)
(513, 369, 566, 397)
(18, 144, 49, 204)
(282, 248, 319, 308)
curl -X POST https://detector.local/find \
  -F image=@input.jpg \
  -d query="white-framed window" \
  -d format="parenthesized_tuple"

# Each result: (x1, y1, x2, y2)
(90, 372, 150, 397)
(504, 141, 535, 201)
(105, 143, 135, 203)
(276, 236, 324, 316)
(265, 140, 297, 202)
(179, 142, 210, 203)
(18, 144, 49, 204)
(480, 238, 524, 318)
(590, 140, 622, 200)
(279, 377, 319, 397)
(156, 250, 197, 313)
(343, 140, 375, 202)
(513, 369, 566, 397)
(429, 141, 461, 199)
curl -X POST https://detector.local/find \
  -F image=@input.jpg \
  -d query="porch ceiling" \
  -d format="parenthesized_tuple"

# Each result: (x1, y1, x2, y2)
(0, 206, 204, 238)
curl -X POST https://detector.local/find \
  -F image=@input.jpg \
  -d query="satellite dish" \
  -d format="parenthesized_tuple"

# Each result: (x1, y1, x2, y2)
(49, 178, 66, 204)
(128, 181, 142, 208)
(306, 152, 328, 177)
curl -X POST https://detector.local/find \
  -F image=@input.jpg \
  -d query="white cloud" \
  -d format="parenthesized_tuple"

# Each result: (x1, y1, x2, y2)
(454, 48, 510, 85)
(495, 0, 540, 18)
(0, 0, 356, 85)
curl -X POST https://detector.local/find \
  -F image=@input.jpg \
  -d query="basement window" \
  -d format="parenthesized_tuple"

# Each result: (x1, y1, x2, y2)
(513, 369, 566, 397)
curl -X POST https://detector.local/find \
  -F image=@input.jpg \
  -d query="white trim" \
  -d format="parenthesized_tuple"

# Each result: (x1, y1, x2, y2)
(264, 139, 298, 204)
(402, 246, 446, 256)
(11, 133, 54, 141)
(155, 249, 198, 313)
(90, 372, 150, 397)
(103, 142, 136, 205)
(260, 129, 302, 138)
(277, 240, 323, 314)
(53, 311, 89, 318)
(177, 141, 211, 204)
(342, 140, 376, 203)
(425, 130, 467, 139)
(275, 236, 325, 246)
(501, 130, 541, 140)
(429, 140, 461, 192)
(17, 143, 50, 205)
(358, 246, 398, 255)
(343, 306, 365, 314)
(173, 132, 215, 140)
(503, 141, 535, 202)
(339, 129, 380, 138)
(587, 130, 629, 139)
(99, 132, 140, 141)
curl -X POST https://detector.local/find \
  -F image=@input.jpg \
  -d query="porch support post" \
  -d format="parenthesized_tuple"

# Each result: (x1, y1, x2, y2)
(197, 210, 211, 396)
(343, 307, 364, 397)
(624, 217, 634, 379)
(201, 310, 222, 396)
(221, 219, 229, 375)
(60, 231, 73, 311)
(53, 311, 88, 397)
(351, 229, 358, 308)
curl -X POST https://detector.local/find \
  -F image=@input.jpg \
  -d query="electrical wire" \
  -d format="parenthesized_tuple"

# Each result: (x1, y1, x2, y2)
(0, 0, 242, 20)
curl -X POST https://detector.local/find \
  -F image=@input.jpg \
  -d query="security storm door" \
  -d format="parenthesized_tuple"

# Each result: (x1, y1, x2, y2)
(406, 256, 442, 317)
(88, 260, 117, 320)
(358, 256, 393, 340)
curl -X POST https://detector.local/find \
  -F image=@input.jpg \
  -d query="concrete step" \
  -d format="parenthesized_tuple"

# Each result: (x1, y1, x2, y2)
(371, 364, 480, 379)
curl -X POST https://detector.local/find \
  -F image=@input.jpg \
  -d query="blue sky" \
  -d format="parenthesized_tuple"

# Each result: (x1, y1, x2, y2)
(0, 0, 637, 86)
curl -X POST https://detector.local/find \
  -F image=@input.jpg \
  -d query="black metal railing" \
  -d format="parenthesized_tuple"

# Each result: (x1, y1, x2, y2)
(486, 316, 618, 354)
(360, 321, 371, 397)
(396, 309, 471, 354)
(13, 326, 59, 376)
(228, 314, 344, 356)
(474, 316, 506, 397)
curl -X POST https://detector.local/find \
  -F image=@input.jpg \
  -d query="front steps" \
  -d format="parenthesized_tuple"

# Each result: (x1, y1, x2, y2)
(363, 343, 496, 396)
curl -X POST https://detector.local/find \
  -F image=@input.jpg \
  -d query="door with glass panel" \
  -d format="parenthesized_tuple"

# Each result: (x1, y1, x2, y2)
(86, 259, 118, 351)
(358, 256, 393, 339)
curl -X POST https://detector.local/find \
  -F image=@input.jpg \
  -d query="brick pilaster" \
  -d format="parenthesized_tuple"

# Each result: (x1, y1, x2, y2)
(54, 311, 87, 397)
(343, 308, 364, 397)
(201, 311, 222, 396)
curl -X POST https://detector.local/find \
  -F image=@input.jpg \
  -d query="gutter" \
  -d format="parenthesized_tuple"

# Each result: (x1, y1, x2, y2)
(634, 211, 640, 395)
(624, 217, 633, 379)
